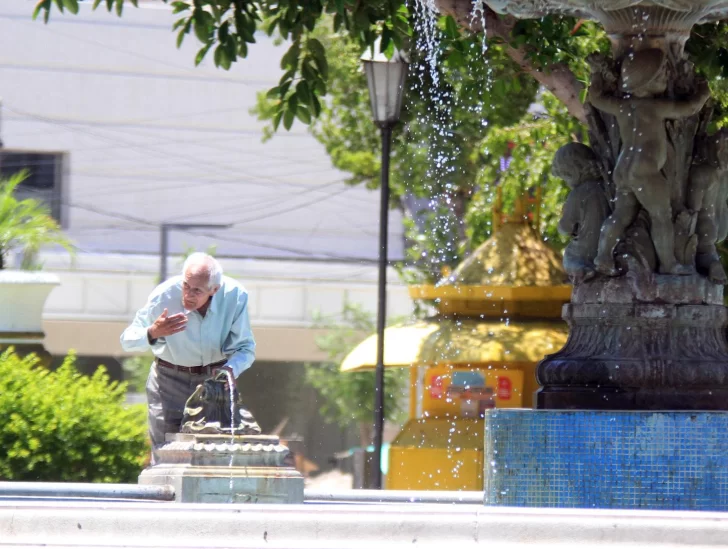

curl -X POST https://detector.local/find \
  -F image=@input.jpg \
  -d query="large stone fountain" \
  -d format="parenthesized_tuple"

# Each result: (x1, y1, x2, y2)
(441, 0, 728, 410)
(433, 0, 728, 510)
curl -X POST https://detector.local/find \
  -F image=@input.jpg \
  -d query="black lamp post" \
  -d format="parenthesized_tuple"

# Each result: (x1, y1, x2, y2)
(361, 46, 408, 489)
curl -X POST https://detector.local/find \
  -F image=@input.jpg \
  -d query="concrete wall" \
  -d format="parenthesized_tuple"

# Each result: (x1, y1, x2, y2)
(5, 499, 728, 548)
(0, 0, 404, 261)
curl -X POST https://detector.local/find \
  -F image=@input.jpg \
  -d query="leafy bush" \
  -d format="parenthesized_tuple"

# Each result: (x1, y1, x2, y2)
(304, 304, 409, 446)
(0, 349, 148, 482)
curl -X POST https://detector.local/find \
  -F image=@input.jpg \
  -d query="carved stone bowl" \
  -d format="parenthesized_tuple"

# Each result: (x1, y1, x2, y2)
(434, 0, 728, 55)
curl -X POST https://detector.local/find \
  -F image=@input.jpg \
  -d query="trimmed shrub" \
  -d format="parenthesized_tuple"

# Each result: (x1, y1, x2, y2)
(0, 349, 148, 482)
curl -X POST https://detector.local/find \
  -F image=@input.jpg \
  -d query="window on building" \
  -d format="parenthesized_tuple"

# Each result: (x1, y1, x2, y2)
(0, 150, 68, 228)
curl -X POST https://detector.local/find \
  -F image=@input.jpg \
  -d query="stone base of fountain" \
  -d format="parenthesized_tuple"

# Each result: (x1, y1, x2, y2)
(138, 433, 304, 504)
(537, 277, 728, 410)
(484, 409, 728, 510)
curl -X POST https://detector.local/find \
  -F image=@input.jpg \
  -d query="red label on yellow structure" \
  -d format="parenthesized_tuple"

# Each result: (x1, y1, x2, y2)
(497, 376, 512, 400)
(429, 375, 444, 399)
(422, 366, 524, 417)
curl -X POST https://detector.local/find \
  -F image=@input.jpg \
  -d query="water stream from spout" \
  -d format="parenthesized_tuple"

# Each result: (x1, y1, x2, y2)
(223, 369, 236, 503)
(412, 0, 460, 272)
(410, 0, 506, 486)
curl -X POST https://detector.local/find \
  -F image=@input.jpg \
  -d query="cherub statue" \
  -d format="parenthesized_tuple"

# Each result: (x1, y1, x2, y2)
(688, 129, 728, 284)
(589, 48, 711, 276)
(586, 52, 619, 95)
(553, 143, 611, 283)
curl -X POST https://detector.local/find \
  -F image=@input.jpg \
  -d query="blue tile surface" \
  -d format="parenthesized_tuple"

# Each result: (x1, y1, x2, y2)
(484, 410, 728, 510)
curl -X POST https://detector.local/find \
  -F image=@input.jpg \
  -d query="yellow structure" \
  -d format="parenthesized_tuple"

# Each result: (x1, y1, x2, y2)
(341, 191, 572, 491)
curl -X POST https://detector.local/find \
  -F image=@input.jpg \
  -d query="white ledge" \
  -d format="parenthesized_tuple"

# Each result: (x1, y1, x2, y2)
(0, 270, 60, 285)
(2, 500, 728, 548)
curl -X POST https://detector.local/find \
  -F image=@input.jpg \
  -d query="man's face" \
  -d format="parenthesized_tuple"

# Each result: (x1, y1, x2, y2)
(182, 268, 219, 311)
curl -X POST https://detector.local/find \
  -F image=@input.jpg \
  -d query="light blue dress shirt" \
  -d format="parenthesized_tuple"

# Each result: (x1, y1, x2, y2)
(120, 275, 256, 378)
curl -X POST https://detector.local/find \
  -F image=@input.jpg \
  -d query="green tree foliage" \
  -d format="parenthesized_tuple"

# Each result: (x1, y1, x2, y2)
(0, 349, 148, 482)
(250, 16, 591, 280)
(35, 1, 728, 127)
(252, 19, 538, 280)
(468, 93, 586, 250)
(36, 1, 728, 275)
(0, 171, 74, 270)
(304, 303, 408, 445)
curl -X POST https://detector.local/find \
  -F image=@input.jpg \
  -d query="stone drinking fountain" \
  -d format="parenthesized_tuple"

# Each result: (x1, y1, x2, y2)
(139, 372, 303, 504)
(435, 0, 728, 510)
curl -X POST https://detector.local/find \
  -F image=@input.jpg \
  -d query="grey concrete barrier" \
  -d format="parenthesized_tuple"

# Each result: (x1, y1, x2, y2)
(304, 489, 483, 504)
(3, 500, 728, 548)
(0, 482, 481, 505)
(0, 482, 174, 502)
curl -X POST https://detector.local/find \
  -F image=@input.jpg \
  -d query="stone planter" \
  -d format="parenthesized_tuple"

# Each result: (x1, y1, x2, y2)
(0, 270, 60, 362)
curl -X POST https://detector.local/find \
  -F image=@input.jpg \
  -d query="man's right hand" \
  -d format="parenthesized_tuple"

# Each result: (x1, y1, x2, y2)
(148, 308, 187, 340)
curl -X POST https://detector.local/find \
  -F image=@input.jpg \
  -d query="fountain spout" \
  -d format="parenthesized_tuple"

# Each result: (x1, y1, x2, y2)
(180, 372, 262, 436)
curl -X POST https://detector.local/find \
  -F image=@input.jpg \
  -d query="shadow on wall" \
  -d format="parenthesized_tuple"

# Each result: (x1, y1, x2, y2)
(50, 354, 123, 380)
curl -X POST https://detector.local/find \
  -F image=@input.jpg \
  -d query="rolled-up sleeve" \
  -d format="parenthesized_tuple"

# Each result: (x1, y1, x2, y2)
(223, 292, 256, 378)
(120, 299, 165, 353)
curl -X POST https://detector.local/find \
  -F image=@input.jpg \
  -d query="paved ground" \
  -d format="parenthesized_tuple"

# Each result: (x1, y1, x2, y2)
(304, 470, 353, 491)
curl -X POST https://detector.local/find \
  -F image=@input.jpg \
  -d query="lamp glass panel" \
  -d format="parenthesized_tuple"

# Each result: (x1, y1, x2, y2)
(363, 59, 407, 124)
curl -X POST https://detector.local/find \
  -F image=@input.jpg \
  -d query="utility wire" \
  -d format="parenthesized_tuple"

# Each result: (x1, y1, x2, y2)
(4, 107, 326, 190)
(179, 184, 351, 223)
(0, 14, 266, 88)
(8, 165, 383, 238)
(3, 107, 378, 215)
(61, 199, 398, 261)
(1, 112, 379, 223)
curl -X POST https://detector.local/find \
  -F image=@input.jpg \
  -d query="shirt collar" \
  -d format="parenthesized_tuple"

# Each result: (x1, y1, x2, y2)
(207, 286, 221, 315)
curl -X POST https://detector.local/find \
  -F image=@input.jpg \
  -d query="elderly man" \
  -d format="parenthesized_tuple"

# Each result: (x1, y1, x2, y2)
(121, 253, 255, 452)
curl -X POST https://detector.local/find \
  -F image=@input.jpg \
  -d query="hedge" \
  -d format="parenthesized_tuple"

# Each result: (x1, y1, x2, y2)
(0, 349, 148, 482)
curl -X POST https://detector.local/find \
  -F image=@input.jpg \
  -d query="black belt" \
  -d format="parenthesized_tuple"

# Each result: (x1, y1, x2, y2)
(156, 358, 227, 376)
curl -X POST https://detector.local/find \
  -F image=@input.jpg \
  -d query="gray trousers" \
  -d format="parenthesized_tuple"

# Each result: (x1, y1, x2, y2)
(146, 362, 211, 452)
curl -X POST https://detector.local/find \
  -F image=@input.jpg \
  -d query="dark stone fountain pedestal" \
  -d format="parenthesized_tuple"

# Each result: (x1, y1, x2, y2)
(537, 277, 728, 410)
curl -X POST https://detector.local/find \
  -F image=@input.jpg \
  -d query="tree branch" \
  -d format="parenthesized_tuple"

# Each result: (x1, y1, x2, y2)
(434, 0, 587, 124)
(503, 44, 587, 124)
(486, 10, 587, 124)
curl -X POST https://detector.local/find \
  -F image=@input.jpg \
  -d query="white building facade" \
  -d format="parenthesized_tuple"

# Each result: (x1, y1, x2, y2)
(0, 0, 411, 364)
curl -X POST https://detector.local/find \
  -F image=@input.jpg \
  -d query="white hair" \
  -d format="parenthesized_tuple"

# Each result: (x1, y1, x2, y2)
(182, 252, 223, 290)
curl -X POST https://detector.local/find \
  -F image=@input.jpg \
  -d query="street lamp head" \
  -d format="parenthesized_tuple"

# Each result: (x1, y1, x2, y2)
(361, 46, 408, 127)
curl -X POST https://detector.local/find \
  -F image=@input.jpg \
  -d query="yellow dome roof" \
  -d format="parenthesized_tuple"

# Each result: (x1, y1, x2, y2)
(409, 213, 571, 317)
(449, 221, 567, 287)
(340, 318, 569, 372)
